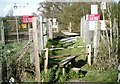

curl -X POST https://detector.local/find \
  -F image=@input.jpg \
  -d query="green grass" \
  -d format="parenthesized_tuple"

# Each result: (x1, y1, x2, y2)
(47, 37, 118, 82)
(2, 37, 117, 82)
(0, 40, 29, 82)
(46, 37, 87, 82)
(81, 64, 117, 82)
(48, 37, 86, 56)
(48, 37, 86, 67)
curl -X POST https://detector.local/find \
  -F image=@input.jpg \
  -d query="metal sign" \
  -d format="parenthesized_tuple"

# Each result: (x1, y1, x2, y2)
(53, 18, 56, 23)
(89, 20, 106, 30)
(21, 24, 27, 28)
(22, 16, 33, 23)
(91, 5, 98, 14)
(101, 2, 106, 10)
(88, 14, 100, 21)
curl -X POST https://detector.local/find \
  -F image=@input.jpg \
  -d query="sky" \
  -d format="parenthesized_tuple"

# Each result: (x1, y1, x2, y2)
(0, 0, 119, 17)
(0, 0, 41, 17)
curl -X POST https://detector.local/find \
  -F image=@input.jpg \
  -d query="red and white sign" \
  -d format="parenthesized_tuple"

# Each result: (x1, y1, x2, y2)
(88, 14, 100, 21)
(22, 16, 33, 23)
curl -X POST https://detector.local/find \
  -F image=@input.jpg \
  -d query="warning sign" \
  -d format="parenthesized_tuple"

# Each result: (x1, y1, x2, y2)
(22, 16, 33, 23)
(88, 14, 100, 21)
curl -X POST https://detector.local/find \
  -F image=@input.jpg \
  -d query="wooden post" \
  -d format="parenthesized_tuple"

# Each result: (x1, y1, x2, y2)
(116, 19, 119, 54)
(69, 22, 72, 32)
(44, 48, 48, 73)
(1, 20, 5, 44)
(110, 28, 112, 46)
(0, 56, 2, 83)
(118, 65, 120, 82)
(32, 17, 40, 82)
(86, 45, 91, 66)
(63, 67, 65, 75)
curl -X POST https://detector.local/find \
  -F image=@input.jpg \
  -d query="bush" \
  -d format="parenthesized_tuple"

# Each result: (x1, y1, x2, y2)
(58, 75, 67, 82)
(41, 68, 55, 82)
(67, 70, 80, 80)
(46, 39, 63, 48)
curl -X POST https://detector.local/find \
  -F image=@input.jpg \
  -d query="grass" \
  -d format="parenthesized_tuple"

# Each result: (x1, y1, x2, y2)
(0, 40, 29, 82)
(81, 64, 118, 82)
(76, 54, 118, 82)
(0, 40, 28, 63)
(47, 37, 118, 82)
(2, 37, 117, 82)
(46, 37, 87, 82)
(48, 37, 86, 56)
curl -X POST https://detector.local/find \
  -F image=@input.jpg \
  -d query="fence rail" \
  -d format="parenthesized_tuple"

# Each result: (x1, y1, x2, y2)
(46, 46, 85, 51)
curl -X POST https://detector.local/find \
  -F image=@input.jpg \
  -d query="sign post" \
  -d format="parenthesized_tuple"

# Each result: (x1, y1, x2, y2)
(90, 5, 100, 64)
(16, 16, 19, 43)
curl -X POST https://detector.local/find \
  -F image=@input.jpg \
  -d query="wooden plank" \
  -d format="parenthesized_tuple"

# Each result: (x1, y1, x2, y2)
(49, 53, 86, 59)
(16, 41, 31, 62)
(48, 46, 85, 51)
(59, 56, 76, 67)
(71, 67, 81, 73)
(60, 37, 78, 42)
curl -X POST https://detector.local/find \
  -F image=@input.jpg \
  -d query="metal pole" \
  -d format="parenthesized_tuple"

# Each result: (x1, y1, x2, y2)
(83, 16, 85, 42)
(28, 23, 30, 34)
(80, 18, 83, 38)
(48, 18, 53, 39)
(42, 18, 44, 49)
(40, 16, 43, 52)
(93, 21, 99, 64)
(1, 20, 5, 44)
(108, 3, 113, 46)
(16, 16, 19, 43)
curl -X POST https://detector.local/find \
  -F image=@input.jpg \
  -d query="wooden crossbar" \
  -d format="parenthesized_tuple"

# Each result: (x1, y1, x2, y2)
(58, 55, 77, 75)
(59, 56, 76, 67)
